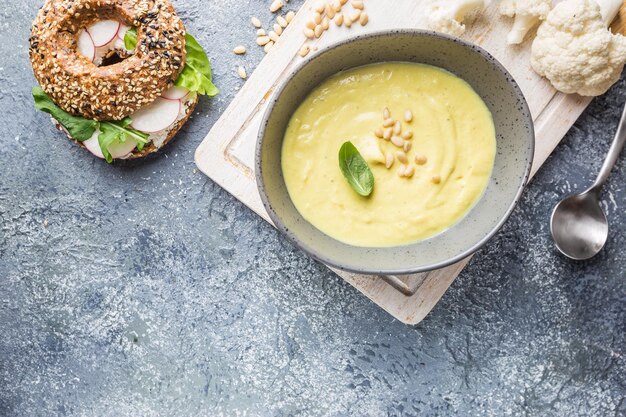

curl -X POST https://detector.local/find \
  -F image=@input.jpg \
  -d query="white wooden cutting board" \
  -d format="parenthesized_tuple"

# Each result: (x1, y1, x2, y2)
(196, 0, 626, 325)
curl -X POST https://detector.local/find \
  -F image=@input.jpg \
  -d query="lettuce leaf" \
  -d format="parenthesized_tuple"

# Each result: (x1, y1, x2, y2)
(32, 86, 98, 141)
(98, 118, 149, 163)
(124, 27, 137, 50)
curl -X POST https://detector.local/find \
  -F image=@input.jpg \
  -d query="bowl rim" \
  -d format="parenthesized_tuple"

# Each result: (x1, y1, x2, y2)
(256, 29, 535, 275)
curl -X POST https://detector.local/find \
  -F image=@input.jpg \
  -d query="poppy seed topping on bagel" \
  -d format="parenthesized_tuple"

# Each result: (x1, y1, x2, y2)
(29, 0, 218, 163)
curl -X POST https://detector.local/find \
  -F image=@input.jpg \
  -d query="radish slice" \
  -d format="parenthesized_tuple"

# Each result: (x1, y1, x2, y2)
(87, 20, 120, 47)
(83, 130, 104, 159)
(108, 137, 138, 159)
(162, 86, 190, 100)
(130, 98, 181, 133)
(78, 30, 96, 62)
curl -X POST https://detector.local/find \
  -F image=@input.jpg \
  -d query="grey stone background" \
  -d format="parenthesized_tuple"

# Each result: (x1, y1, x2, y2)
(1, 1, 625, 416)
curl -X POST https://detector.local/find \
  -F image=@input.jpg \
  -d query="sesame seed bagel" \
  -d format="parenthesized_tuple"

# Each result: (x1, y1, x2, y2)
(29, 0, 186, 121)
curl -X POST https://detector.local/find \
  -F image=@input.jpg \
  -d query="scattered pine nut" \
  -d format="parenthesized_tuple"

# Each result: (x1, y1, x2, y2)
(274, 24, 283, 35)
(264, 41, 275, 53)
(432, 175, 442, 184)
(415, 155, 428, 165)
(334, 14, 344, 26)
(298, 44, 311, 57)
(404, 165, 415, 178)
(403, 141, 412, 152)
(251, 16, 262, 28)
(277, 15, 288, 28)
(333, 0, 343, 12)
(314, 2, 325, 13)
(314, 24, 323, 37)
(383, 107, 390, 119)
(404, 110, 413, 123)
(391, 136, 403, 147)
(326, 5, 336, 19)
(374, 128, 384, 138)
(344, 15, 352, 27)
(383, 128, 393, 140)
(304, 28, 315, 38)
(359, 12, 369, 26)
(322, 16, 330, 30)
(257, 28, 266, 36)
(257, 36, 271, 46)
(383, 118, 394, 128)
(349, 9, 361, 23)
(286, 11, 295, 23)
(314, 12, 322, 24)
(393, 121, 402, 135)
(396, 151, 409, 164)
(237, 66, 247, 79)
(270, 0, 284, 13)
(385, 153, 394, 169)
(306, 19, 316, 29)
(269, 31, 280, 42)
(233, 45, 246, 54)
(340, 0, 348, 5)
(351, 0, 364, 9)
(397, 166, 406, 177)
(402, 131, 413, 140)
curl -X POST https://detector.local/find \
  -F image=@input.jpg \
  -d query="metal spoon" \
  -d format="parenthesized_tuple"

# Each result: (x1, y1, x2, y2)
(550, 102, 626, 260)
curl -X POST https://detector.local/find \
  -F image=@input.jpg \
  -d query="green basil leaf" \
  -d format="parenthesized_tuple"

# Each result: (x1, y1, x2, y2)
(174, 34, 219, 96)
(32, 86, 98, 141)
(338, 141, 375, 197)
(124, 27, 137, 50)
(98, 118, 149, 163)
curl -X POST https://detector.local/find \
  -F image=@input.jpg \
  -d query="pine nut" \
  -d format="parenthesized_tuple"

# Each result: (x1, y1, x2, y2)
(334, 14, 344, 26)
(344, 15, 352, 27)
(314, 24, 323, 38)
(391, 136, 403, 147)
(349, 9, 361, 23)
(383, 128, 393, 140)
(403, 141, 412, 152)
(404, 165, 415, 178)
(383, 107, 390, 119)
(257, 36, 271, 46)
(432, 175, 441, 184)
(359, 12, 368, 26)
(396, 151, 409, 164)
(286, 11, 295, 23)
(251, 16, 262, 28)
(393, 121, 402, 135)
(326, 5, 336, 18)
(374, 128, 384, 138)
(340, 0, 348, 5)
(315, 2, 325, 13)
(257, 29, 266, 36)
(270, 0, 284, 13)
(274, 23, 283, 35)
(415, 155, 428, 165)
(276, 15, 288, 28)
(385, 153, 394, 169)
(383, 118, 394, 128)
(306, 19, 316, 29)
(333, 0, 343, 11)
(402, 131, 413, 140)
(314, 12, 322, 24)
(237, 66, 247, 79)
(233, 45, 246, 54)
(298, 44, 311, 57)
(404, 110, 413, 123)
(264, 41, 274, 53)
(304, 28, 315, 38)
(269, 31, 280, 42)
(397, 166, 406, 177)
(351, 0, 364, 9)
(321, 17, 330, 30)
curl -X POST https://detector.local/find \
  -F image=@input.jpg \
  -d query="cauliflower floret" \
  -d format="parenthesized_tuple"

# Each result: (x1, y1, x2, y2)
(426, 0, 490, 37)
(531, 0, 626, 96)
(500, 0, 552, 44)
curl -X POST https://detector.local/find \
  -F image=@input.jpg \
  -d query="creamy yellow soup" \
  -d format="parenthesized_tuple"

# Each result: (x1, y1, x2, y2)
(281, 62, 496, 247)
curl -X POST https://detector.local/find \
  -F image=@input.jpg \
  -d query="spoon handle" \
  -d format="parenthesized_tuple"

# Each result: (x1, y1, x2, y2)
(592, 102, 626, 192)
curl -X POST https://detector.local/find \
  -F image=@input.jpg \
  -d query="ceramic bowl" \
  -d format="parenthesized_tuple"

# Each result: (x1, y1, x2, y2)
(256, 30, 534, 275)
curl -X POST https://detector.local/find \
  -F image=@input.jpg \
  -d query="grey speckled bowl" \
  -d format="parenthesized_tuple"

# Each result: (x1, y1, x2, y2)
(256, 30, 534, 275)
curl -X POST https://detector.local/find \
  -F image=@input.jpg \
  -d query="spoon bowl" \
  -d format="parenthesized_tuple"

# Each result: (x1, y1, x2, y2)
(550, 190, 608, 260)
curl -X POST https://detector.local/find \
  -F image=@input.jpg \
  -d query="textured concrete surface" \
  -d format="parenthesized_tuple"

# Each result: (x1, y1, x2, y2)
(1, 1, 625, 416)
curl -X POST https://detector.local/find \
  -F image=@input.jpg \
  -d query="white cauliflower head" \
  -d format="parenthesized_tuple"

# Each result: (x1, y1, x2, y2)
(426, 0, 490, 37)
(500, 0, 552, 44)
(531, 0, 626, 96)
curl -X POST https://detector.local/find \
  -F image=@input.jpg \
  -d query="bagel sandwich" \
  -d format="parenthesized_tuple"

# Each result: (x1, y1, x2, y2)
(29, 0, 218, 162)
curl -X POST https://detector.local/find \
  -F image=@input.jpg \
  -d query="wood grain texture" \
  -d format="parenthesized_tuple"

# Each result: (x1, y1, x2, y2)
(196, 0, 626, 325)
